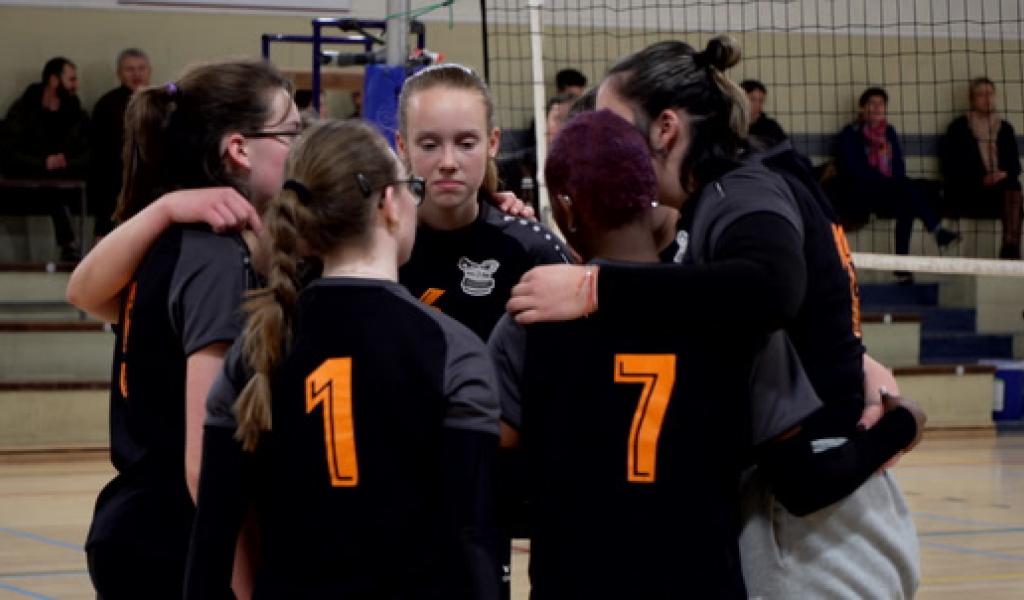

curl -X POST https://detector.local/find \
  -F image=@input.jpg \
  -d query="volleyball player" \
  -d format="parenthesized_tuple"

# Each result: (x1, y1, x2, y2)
(491, 108, 831, 597)
(183, 119, 499, 598)
(395, 64, 570, 341)
(506, 37, 923, 597)
(71, 59, 296, 599)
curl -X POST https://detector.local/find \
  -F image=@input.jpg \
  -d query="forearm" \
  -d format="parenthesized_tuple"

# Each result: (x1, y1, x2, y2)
(441, 428, 501, 600)
(65, 199, 173, 322)
(598, 213, 806, 335)
(184, 425, 251, 600)
(759, 407, 917, 516)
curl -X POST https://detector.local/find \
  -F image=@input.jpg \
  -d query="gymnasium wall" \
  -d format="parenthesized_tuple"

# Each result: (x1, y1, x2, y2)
(0, 2, 485, 119)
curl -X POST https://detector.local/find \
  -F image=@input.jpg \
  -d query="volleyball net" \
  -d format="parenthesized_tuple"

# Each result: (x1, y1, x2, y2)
(482, 0, 1024, 264)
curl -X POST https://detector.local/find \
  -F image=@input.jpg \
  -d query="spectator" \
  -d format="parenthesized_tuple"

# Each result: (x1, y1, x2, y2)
(741, 79, 787, 148)
(545, 92, 577, 144)
(834, 87, 958, 278)
(940, 77, 1022, 259)
(293, 88, 326, 127)
(2, 56, 89, 260)
(89, 48, 151, 240)
(555, 68, 587, 96)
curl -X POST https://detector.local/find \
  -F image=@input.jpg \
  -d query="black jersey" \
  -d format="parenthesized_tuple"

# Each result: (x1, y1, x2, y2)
(399, 197, 570, 340)
(489, 310, 820, 598)
(86, 226, 253, 559)
(204, 278, 500, 598)
(659, 147, 866, 437)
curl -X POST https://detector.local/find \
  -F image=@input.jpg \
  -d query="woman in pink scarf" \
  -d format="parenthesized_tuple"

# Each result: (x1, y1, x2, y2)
(833, 87, 959, 281)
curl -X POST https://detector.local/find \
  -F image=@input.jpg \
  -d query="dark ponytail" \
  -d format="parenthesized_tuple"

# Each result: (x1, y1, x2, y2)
(606, 35, 749, 193)
(115, 59, 292, 223)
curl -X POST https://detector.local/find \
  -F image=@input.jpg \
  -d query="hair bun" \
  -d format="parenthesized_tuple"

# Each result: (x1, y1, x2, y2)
(702, 35, 742, 71)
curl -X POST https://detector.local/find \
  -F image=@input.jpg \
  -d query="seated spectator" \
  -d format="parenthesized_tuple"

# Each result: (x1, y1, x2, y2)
(555, 68, 587, 97)
(1, 56, 89, 261)
(833, 87, 958, 276)
(940, 77, 1022, 259)
(741, 79, 787, 147)
(89, 48, 150, 240)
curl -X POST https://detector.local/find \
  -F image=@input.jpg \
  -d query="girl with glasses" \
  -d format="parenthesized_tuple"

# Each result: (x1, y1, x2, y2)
(186, 119, 500, 598)
(74, 58, 296, 599)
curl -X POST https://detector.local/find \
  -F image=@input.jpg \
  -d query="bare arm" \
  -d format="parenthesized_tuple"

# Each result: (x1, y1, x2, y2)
(185, 342, 230, 502)
(66, 188, 261, 323)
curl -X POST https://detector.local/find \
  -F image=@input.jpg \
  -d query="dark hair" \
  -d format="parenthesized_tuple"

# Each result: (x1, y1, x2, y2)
(858, 86, 888, 107)
(740, 79, 766, 95)
(41, 57, 73, 83)
(605, 35, 748, 193)
(398, 63, 498, 196)
(969, 76, 995, 97)
(235, 119, 397, 450)
(115, 59, 292, 222)
(568, 88, 597, 118)
(294, 89, 314, 110)
(555, 68, 587, 92)
(546, 92, 577, 117)
(116, 48, 149, 70)
(546, 109, 656, 230)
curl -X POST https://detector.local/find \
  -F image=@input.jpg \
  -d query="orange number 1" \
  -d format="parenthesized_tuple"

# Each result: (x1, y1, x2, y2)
(306, 358, 359, 487)
(614, 354, 676, 483)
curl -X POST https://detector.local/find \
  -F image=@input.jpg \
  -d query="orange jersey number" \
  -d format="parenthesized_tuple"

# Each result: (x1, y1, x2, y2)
(614, 354, 677, 483)
(306, 358, 359, 487)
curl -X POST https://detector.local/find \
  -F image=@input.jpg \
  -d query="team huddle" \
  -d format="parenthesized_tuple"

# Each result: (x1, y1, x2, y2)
(66, 34, 926, 599)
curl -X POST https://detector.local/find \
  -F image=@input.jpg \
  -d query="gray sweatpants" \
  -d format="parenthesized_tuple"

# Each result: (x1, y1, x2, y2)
(739, 469, 920, 599)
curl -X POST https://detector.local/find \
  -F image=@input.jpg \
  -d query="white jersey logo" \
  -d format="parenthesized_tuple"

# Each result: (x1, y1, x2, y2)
(458, 257, 500, 297)
(672, 230, 690, 264)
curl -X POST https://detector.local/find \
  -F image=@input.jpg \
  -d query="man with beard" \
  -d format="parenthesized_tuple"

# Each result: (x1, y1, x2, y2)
(89, 48, 151, 239)
(2, 56, 89, 261)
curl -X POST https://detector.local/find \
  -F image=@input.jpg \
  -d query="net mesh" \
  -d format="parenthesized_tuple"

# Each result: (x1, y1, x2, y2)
(482, 0, 1024, 262)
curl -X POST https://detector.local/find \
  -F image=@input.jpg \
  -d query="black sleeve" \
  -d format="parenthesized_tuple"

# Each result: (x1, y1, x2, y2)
(597, 212, 806, 335)
(439, 428, 501, 600)
(1000, 122, 1022, 180)
(757, 406, 918, 517)
(184, 425, 253, 600)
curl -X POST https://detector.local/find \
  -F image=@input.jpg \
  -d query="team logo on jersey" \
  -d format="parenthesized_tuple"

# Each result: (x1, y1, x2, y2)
(458, 257, 500, 297)
(672, 230, 689, 264)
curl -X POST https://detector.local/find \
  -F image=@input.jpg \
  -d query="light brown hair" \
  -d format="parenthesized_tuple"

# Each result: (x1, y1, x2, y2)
(397, 63, 499, 196)
(234, 119, 398, 451)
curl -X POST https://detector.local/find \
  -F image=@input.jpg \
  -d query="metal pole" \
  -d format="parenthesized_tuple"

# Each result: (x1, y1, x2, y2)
(528, 0, 553, 230)
(312, 20, 322, 113)
(386, 0, 410, 66)
(480, 0, 491, 83)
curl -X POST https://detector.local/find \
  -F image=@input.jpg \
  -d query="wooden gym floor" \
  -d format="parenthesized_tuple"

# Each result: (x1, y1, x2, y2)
(0, 433, 1022, 599)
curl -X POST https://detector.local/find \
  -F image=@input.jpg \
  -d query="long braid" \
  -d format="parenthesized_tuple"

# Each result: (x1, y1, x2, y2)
(232, 119, 396, 452)
(234, 189, 308, 451)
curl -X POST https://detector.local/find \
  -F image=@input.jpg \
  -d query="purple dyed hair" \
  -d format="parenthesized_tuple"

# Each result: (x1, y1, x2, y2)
(545, 109, 656, 230)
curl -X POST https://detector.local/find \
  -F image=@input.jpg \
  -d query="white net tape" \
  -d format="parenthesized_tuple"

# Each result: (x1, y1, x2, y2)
(852, 253, 1024, 278)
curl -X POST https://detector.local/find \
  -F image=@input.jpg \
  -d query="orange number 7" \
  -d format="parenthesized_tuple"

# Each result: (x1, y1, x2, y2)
(306, 358, 359, 487)
(614, 354, 676, 483)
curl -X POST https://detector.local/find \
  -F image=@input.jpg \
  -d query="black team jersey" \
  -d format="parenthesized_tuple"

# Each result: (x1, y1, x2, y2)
(190, 278, 501, 599)
(656, 144, 866, 438)
(86, 225, 254, 592)
(400, 196, 571, 341)
(489, 311, 820, 598)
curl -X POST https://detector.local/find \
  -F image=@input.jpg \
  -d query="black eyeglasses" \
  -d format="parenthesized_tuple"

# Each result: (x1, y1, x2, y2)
(241, 129, 304, 143)
(356, 173, 426, 206)
(396, 176, 426, 206)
